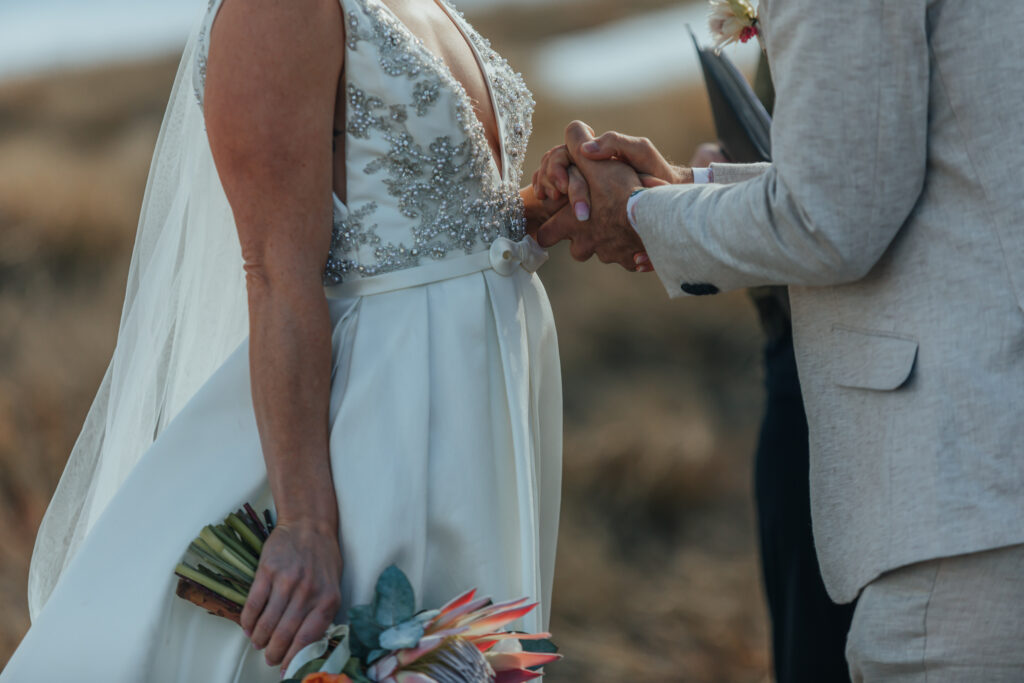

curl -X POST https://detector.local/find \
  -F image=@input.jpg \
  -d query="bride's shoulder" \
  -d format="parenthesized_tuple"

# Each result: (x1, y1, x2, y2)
(196, 0, 345, 109)
(203, 0, 345, 45)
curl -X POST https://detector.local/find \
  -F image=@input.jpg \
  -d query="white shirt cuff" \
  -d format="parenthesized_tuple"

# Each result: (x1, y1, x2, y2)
(628, 169, 711, 230)
(627, 190, 645, 230)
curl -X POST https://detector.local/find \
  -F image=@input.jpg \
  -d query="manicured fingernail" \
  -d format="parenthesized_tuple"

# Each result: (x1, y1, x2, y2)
(634, 253, 650, 265)
(574, 202, 590, 221)
(583, 141, 599, 153)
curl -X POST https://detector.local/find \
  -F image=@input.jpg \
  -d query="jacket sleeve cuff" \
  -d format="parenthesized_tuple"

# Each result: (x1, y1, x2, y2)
(631, 183, 721, 298)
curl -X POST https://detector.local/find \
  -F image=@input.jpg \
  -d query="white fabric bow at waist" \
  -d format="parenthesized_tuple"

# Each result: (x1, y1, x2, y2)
(489, 235, 549, 276)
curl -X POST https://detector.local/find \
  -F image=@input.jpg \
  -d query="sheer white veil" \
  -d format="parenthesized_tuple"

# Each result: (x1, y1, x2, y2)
(27, 12, 249, 618)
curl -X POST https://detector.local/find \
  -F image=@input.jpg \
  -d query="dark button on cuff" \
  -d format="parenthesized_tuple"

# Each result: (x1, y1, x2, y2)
(681, 282, 719, 296)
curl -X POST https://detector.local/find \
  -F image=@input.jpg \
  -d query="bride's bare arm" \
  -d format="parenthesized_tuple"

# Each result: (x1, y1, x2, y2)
(203, 0, 345, 670)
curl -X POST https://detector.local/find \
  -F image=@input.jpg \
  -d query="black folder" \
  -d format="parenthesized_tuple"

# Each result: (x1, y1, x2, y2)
(690, 29, 772, 163)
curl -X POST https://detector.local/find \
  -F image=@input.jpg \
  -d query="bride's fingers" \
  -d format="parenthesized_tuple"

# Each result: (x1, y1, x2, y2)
(250, 582, 290, 652)
(263, 596, 310, 667)
(532, 169, 547, 200)
(567, 166, 590, 222)
(535, 146, 571, 200)
(280, 605, 336, 673)
(634, 252, 654, 273)
(241, 571, 272, 637)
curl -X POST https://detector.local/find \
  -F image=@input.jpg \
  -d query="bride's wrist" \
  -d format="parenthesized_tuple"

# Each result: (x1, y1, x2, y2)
(274, 512, 338, 538)
(273, 485, 339, 537)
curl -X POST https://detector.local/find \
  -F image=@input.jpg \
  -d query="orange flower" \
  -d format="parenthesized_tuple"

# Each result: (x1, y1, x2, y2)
(301, 674, 352, 683)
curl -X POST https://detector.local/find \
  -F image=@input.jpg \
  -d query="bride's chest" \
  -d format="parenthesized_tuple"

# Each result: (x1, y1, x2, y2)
(338, 0, 533, 183)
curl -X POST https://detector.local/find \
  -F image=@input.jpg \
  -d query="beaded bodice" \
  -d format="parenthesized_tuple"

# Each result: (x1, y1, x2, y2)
(194, 0, 535, 285)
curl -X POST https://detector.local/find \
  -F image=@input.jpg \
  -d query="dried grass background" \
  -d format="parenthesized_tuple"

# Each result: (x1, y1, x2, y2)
(0, 1, 771, 680)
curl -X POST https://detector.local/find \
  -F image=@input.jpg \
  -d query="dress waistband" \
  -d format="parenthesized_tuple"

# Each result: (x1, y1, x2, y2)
(323, 236, 549, 299)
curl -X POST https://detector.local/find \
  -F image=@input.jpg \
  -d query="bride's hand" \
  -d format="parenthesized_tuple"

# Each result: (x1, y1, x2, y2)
(241, 518, 343, 671)
(531, 135, 663, 272)
(521, 184, 568, 238)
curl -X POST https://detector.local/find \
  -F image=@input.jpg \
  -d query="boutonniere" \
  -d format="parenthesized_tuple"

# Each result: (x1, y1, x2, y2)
(708, 0, 763, 52)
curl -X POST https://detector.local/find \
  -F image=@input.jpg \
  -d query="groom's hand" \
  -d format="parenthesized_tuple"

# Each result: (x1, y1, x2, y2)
(578, 129, 693, 186)
(535, 121, 647, 270)
(533, 130, 691, 206)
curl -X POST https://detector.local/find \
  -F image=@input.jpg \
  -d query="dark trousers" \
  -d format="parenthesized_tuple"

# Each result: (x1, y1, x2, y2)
(754, 329, 855, 682)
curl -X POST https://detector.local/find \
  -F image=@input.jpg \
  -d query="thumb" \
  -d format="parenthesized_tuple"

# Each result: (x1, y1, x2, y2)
(564, 120, 598, 162)
(535, 205, 578, 248)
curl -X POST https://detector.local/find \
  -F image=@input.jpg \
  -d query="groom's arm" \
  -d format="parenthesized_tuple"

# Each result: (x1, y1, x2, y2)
(706, 162, 771, 185)
(631, 0, 929, 296)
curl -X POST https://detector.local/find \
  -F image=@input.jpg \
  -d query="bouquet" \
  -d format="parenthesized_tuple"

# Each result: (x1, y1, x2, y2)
(174, 504, 560, 683)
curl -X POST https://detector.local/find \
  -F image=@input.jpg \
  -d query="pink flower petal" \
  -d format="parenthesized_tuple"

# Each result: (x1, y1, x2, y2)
(482, 632, 553, 642)
(494, 670, 542, 683)
(473, 639, 498, 653)
(472, 596, 530, 615)
(421, 626, 469, 642)
(394, 673, 439, 683)
(429, 596, 494, 631)
(486, 652, 562, 672)
(393, 631, 466, 667)
(367, 655, 399, 680)
(436, 588, 477, 618)
(460, 604, 539, 637)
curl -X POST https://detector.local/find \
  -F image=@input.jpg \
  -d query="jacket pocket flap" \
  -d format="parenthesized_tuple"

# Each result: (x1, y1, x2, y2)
(831, 326, 918, 391)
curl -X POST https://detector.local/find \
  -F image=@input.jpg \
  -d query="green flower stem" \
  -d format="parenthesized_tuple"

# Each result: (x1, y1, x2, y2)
(227, 513, 265, 555)
(213, 524, 259, 569)
(175, 564, 248, 607)
(189, 542, 253, 587)
(200, 526, 256, 578)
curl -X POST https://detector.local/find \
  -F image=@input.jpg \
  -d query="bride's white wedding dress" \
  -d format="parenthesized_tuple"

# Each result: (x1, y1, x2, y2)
(2, 0, 560, 680)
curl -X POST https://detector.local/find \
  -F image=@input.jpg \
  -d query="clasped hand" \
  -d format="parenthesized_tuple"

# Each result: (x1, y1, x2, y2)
(530, 121, 692, 272)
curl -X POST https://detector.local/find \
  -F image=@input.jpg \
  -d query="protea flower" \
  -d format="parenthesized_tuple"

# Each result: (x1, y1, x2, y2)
(708, 0, 761, 52)
(366, 590, 561, 683)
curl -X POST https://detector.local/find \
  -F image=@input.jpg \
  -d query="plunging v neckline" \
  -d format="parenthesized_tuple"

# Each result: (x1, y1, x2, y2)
(369, 0, 507, 182)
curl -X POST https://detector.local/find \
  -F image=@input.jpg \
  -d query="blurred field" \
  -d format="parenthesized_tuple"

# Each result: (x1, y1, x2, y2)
(0, 2, 770, 680)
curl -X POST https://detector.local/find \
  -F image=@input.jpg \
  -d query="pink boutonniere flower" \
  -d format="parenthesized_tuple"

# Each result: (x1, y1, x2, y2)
(708, 0, 763, 52)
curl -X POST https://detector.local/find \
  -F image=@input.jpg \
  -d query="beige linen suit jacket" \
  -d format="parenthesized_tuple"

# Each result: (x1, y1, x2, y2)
(632, 0, 1024, 603)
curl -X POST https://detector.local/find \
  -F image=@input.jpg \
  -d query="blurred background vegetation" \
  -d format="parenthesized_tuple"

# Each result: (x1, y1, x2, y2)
(0, 0, 770, 679)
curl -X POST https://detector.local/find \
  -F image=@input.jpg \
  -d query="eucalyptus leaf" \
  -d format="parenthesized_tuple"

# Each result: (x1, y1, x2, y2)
(348, 603, 383, 655)
(414, 608, 441, 623)
(520, 636, 559, 667)
(379, 619, 425, 650)
(373, 565, 416, 627)
(343, 659, 374, 683)
(521, 637, 558, 654)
